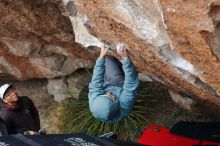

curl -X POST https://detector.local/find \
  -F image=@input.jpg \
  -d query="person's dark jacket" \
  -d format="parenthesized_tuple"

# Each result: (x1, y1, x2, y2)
(0, 96, 40, 135)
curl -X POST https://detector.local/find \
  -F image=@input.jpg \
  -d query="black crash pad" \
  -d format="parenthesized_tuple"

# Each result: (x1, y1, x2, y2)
(170, 122, 220, 143)
(0, 133, 145, 146)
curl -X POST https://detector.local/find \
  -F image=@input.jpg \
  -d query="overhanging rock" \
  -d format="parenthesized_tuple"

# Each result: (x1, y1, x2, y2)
(64, 0, 220, 115)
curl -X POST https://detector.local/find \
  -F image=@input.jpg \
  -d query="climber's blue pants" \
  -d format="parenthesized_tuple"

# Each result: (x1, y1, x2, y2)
(103, 56, 124, 88)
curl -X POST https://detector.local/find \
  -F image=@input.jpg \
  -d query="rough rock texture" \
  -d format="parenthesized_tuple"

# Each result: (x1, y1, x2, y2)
(65, 0, 220, 116)
(0, 0, 97, 80)
(47, 68, 91, 102)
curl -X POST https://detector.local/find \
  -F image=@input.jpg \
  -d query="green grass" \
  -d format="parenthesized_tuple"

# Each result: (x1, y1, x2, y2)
(53, 82, 167, 141)
(52, 81, 210, 141)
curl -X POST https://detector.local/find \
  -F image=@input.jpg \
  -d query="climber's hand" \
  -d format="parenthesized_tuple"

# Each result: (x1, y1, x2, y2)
(116, 43, 129, 60)
(99, 43, 109, 59)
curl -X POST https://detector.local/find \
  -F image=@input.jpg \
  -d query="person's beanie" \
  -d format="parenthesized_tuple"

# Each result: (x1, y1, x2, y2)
(90, 95, 119, 122)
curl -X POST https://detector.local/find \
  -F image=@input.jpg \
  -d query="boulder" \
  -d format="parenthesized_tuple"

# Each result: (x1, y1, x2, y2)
(0, 0, 97, 80)
(66, 0, 220, 115)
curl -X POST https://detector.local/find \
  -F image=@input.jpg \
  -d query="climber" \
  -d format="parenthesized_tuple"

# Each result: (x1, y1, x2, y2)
(88, 43, 140, 123)
(0, 84, 40, 135)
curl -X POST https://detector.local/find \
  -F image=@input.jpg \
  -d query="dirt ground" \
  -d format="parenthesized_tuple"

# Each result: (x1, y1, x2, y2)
(139, 82, 214, 129)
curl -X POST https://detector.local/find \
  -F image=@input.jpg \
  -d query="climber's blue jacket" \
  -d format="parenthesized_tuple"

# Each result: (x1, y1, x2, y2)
(88, 57, 139, 123)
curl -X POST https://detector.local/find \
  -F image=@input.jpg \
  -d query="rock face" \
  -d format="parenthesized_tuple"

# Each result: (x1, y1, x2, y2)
(1, 0, 220, 117)
(0, 0, 97, 80)
(47, 68, 91, 102)
(65, 0, 220, 116)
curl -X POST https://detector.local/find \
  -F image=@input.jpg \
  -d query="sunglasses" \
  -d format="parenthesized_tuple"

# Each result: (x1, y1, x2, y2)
(4, 86, 16, 98)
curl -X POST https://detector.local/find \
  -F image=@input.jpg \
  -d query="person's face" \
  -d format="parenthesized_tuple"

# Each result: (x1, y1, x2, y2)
(3, 86, 19, 104)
